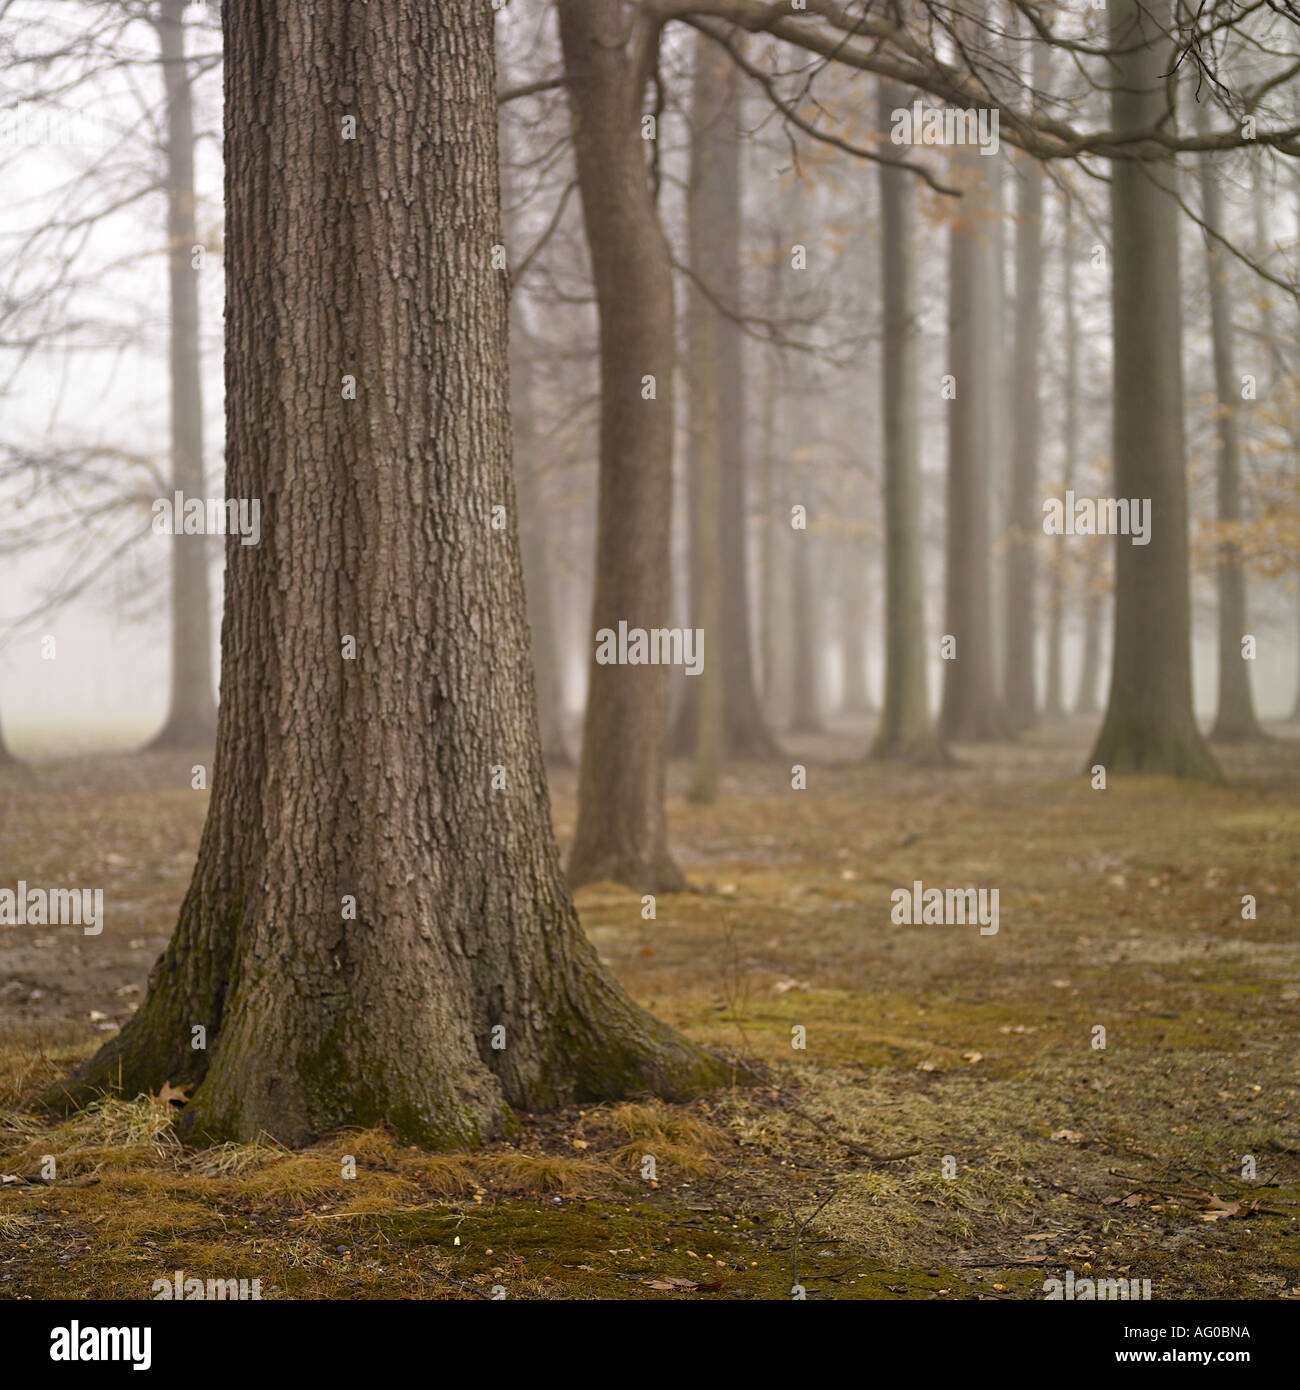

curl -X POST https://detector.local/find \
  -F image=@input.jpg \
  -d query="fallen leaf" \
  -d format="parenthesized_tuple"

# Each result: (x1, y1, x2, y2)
(152, 1081, 192, 1106)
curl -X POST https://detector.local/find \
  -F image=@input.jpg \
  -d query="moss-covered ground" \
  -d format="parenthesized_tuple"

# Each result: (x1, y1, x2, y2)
(1, 718, 1297, 1299)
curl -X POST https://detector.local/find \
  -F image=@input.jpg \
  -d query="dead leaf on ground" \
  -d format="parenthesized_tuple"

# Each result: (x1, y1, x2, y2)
(151, 1081, 192, 1106)
(643, 1273, 733, 1292)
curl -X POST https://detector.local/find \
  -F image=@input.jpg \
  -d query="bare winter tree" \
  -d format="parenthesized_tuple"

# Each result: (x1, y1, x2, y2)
(53, 0, 728, 1144)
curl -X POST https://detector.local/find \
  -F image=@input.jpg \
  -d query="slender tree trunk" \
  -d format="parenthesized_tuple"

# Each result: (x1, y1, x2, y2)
(838, 535, 872, 716)
(0, 705, 14, 765)
(673, 36, 775, 761)
(1071, 193, 1104, 722)
(669, 348, 702, 756)
(688, 301, 723, 804)
(510, 319, 573, 767)
(1196, 106, 1264, 742)
(787, 384, 822, 735)
(873, 81, 943, 762)
(787, 517, 822, 735)
(988, 150, 1009, 692)
(148, 0, 216, 750)
(1044, 194, 1075, 721)
(1003, 64, 1046, 730)
(759, 234, 784, 720)
(940, 147, 1010, 742)
(559, 0, 684, 890)
(1271, 169, 1300, 723)
(55, 0, 725, 1144)
(1075, 586, 1104, 716)
(1089, 0, 1220, 779)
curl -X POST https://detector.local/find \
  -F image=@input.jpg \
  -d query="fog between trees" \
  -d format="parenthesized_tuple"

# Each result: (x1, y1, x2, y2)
(1, 0, 1298, 1153)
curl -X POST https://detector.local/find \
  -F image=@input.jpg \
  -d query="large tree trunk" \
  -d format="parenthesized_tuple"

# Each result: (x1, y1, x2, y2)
(1003, 56, 1047, 731)
(559, 0, 684, 891)
(939, 147, 1010, 742)
(872, 78, 943, 762)
(510, 317, 573, 767)
(1089, 0, 1220, 779)
(148, 0, 216, 750)
(55, 0, 725, 1145)
(1196, 106, 1264, 743)
(673, 36, 775, 761)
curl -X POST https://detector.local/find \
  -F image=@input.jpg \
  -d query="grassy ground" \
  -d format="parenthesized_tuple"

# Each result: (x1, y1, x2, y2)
(1, 717, 1298, 1300)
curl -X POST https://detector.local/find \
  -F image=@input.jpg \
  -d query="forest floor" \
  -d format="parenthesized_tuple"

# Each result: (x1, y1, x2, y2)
(1, 716, 1298, 1301)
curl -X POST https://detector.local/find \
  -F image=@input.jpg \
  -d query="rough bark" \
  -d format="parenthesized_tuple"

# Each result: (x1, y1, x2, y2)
(559, 0, 684, 891)
(148, 0, 216, 750)
(1089, 0, 1220, 780)
(872, 78, 944, 762)
(939, 147, 1011, 742)
(1196, 107, 1265, 743)
(53, 0, 728, 1145)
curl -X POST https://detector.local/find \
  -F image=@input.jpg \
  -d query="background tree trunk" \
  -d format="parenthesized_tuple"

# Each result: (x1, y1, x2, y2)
(1089, 0, 1220, 780)
(560, 0, 684, 890)
(758, 233, 786, 725)
(57, 0, 725, 1144)
(1003, 52, 1047, 731)
(1196, 106, 1264, 742)
(787, 527, 822, 734)
(787, 392, 823, 736)
(688, 298, 723, 804)
(940, 147, 1009, 742)
(1075, 584, 1104, 716)
(872, 78, 943, 762)
(148, 0, 216, 750)
(673, 35, 775, 761)
(838, 534, 872, 717)
(510, 316, 572, 767)
(1044, 193, 1074, 721)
